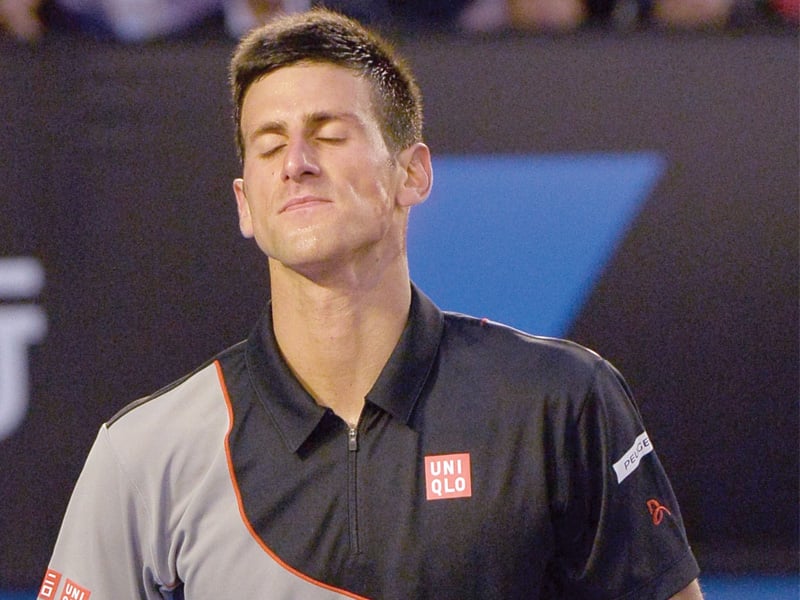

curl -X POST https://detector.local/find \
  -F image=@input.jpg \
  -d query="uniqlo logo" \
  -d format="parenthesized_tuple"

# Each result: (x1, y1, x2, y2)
(60, 579, 91, 600)
(38, 569, 62, 599)
(425, 453, 472, 500)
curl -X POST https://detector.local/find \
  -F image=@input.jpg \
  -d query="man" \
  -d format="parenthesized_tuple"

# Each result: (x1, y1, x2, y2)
(42, 9, 703, 599)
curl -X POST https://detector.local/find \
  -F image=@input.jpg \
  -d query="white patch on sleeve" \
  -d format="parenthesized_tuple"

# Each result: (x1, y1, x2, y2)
(613, 431, 654, 484)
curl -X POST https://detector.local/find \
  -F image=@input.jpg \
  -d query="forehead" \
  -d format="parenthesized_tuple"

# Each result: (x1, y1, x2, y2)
(240, 62, 378, 126)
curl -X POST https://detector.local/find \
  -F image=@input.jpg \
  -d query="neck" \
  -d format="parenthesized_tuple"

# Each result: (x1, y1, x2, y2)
(268, 259, 412, 427)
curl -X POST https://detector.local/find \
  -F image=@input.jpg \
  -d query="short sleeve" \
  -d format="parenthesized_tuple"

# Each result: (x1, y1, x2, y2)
(40, 426, 166, 600)
(547, 360, 700, 599)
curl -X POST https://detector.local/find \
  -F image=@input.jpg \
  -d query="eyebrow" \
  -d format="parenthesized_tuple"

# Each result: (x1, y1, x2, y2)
(248, 111, 365, 143)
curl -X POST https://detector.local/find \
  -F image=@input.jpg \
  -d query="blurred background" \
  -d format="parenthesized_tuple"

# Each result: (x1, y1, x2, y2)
(0, 0, 797, 597)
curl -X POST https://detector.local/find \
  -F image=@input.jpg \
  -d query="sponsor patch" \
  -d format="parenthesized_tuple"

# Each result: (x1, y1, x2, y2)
(38, 569, 62, 599)
(613, 431, 653, 484)
(425, 453, 472, 500)
(60, 579, 91, 600)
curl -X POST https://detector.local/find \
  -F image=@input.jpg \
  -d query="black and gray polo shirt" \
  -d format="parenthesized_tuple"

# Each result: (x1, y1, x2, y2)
(42, 285, 699, 599)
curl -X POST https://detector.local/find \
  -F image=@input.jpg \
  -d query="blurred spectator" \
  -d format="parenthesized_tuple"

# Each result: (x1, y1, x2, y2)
(459, 0, 586, 30)
(459, 0, 732, 29)
(1, 0, 795, 43)
(457, 0, 797, 29)
(1, 0, 473, 42)
(0, 0, 45, 40)
(458, 0, 509, 30)
(506, 0, 588, 30)
(648, 0, 800, 28)
(650, 0, 735, 27)
(321, 0, 473, 30)
(769, 0, 799, 21)
(387, 0, 473, 29)
(0, 0, 310, 42)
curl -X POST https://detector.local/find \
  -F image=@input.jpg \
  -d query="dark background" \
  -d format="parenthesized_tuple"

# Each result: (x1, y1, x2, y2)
(0, 31, 797, 588)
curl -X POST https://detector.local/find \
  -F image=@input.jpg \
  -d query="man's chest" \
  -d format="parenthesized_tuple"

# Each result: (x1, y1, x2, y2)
(224, 402, 554, 599)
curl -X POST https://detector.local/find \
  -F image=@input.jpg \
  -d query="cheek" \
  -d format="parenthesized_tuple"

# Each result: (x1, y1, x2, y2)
(349, 163, 396, 209)
(243, 163, 276, 190)
(241, 168, 278, 216)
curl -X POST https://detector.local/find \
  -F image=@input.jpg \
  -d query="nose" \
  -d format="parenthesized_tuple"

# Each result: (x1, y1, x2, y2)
(281, 138, 320, 182)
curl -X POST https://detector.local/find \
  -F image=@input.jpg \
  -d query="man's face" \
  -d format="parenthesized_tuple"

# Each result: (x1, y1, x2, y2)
(233, 62, 420, 282)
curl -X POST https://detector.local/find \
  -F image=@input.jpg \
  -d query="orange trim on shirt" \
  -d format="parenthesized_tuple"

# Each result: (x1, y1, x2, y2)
(215, 360, 369, 600)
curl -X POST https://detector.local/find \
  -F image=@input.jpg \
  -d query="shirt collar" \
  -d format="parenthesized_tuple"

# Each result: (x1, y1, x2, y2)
(245, 283, 445, 453)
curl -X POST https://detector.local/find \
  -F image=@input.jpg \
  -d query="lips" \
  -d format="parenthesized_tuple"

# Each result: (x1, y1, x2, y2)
(279, 195, 331, 213)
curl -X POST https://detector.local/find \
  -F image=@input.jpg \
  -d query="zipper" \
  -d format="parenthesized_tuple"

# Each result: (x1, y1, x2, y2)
(348, 426, 358, 451)
(347, 426, 360, 554)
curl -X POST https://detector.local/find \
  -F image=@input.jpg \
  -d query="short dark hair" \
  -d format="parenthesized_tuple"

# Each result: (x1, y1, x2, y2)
(230, 8, 424, 161)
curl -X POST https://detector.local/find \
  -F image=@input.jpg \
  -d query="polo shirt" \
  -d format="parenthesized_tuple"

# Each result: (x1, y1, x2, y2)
(42, 285, 699, 599)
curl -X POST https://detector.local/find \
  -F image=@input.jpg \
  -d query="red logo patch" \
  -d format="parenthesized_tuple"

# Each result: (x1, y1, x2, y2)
(425, 453, 472, 500)
(647, 498, 672, 525)
(38, 569, 62, 599)
(60, 579, 91, 600)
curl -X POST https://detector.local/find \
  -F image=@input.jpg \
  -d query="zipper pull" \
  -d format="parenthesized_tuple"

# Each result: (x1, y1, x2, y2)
(348, 427, 358, 452)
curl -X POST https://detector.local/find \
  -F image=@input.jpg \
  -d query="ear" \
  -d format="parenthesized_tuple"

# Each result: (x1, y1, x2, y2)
(232, 178, 255, 239)
(396, 143, 433, 208)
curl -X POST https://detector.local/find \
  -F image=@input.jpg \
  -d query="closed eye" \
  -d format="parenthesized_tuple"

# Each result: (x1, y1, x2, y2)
(314, 118, 349, 143)
(259, 144, 286, 158)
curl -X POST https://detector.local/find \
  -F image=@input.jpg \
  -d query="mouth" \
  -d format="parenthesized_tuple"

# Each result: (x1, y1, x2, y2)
(279, 195, 332, 214)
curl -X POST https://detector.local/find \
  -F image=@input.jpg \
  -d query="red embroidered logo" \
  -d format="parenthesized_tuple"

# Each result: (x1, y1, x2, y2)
(425, 453, 472, 500)
(60, 579, 91, 600)
(647, 498, 672, 525)
(38, 569, 62, 599)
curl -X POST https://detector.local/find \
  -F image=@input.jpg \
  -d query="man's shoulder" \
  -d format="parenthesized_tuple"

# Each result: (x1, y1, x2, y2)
(440, 310, 604, 379)
(70, 340, 250, 540)
(103, 339, 247, 446)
